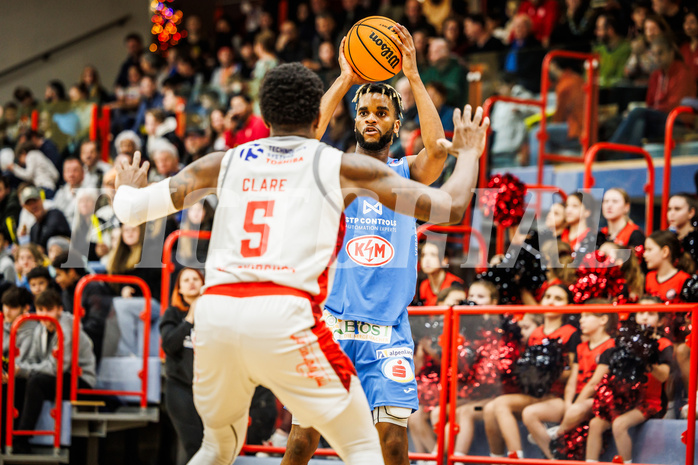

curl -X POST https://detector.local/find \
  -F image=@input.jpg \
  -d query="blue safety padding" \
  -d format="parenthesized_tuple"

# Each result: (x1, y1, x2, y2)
(28, 400, 71, 447)
(95, 356, 161, 404)
(111, 298, 161, 357)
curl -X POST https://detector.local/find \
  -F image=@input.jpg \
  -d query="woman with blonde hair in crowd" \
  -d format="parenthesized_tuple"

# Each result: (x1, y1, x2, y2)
(14, 243, 49, 289)
(105, 223, 161, 300)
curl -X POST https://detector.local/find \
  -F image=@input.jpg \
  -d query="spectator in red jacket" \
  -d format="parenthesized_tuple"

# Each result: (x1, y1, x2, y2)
(223, 93, 270, 149)
(609, 35, 696, 153)
(516, 0, 560, 47)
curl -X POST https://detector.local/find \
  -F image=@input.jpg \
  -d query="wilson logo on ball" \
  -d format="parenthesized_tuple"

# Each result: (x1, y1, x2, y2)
(346, 235, 394, 267)
(367, 31, 400, 69)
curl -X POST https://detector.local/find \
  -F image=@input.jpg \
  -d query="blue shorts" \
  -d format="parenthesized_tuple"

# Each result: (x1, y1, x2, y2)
(322, 310, 419, 412)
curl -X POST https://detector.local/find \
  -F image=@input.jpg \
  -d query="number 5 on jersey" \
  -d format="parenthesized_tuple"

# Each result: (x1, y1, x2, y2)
(241, 200, 275, 257)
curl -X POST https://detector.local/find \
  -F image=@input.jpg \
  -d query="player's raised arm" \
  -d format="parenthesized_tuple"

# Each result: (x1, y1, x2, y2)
(314, 37, 368, 140)
(340, 105, 488, 225)
(391, 24, 447, 185)
(113, 150, 225, 226)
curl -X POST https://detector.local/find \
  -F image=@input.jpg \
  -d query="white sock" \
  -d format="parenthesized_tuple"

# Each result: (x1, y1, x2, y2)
(586, 460, 598, 463)
(490, 452, 506, 457)
(625, 461, 632, 464)
(517, 450, 524, 458)
(454, 450, 467, 456)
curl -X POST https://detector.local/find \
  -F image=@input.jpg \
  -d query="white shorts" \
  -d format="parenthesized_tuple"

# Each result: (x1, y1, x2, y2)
(192, 284, 362, 430)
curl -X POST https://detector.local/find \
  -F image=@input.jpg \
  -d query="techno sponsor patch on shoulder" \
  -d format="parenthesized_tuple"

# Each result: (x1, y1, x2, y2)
(346, 235, 394, 267)
(381, 357, 415, 383)
(376, 347, 413, 359)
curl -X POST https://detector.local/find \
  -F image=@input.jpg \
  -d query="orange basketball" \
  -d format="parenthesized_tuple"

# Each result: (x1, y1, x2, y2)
(344, 16, 403, 82)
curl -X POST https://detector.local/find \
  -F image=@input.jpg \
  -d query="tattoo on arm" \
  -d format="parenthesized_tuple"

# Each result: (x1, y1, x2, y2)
(169, 151, 225, 209)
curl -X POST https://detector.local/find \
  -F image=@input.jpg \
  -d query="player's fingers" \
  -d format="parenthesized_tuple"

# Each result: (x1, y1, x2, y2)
(139, 160, 150, 176)
(132, 151, 141, 168)
(452, 107, 462, 128)
(462, 105, 472, 125)
(482, 116, 491, 131)
(472, 106, 483, 126)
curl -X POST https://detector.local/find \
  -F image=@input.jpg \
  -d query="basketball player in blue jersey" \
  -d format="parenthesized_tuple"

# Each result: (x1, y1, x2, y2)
(281, 24, 453, 465)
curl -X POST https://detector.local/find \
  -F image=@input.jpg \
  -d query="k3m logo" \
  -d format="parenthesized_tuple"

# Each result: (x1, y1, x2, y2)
(239, 144, 264, 161)
(363, 200, 382, 215)
(346, 235, 394, 267)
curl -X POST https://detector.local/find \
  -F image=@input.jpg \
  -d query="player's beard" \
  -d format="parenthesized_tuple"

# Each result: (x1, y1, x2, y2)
(355, 127, 394, 152)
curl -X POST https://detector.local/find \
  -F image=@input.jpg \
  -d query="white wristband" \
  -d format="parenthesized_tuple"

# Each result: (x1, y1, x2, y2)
(113, 178, 178, 226)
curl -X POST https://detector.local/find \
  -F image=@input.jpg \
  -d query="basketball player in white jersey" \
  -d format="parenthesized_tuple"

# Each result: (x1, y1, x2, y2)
(113, 62, 488, 465)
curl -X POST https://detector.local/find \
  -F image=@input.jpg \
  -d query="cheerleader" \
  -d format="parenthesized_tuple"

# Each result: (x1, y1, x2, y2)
(599, 242, 645, 302)
(409, 286, 466, 456)
(561, 192, 596, 252)
(667, 192, 698, 266)
(599, 188, 645, 248)
(483, 285, 581, 459)
(643, 230, 694, 302)
(586, 310, 673, 462)
(525, 303, 617, 458)
(447, 280, 501, 457)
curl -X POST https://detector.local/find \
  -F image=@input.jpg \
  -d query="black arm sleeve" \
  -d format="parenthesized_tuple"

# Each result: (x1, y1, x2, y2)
(160, 306, 192, 357)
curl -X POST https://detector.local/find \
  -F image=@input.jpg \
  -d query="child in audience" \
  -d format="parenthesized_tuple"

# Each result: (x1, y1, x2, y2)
(600, 242, 645, 302)
(561, 192, 596, 252)
(643, 230, 693, 302)
(524, 303, 617, 458)
(418, 242, 464, 306)
(14, 244, 47, 290)
(585, 308, 673, 463)
(544, 202, 567, 240)
(599, 188, 645, 248)
(410, 286, 466, 455)
(667, 192, 698, 267)
(2, 286, 36, 360)
(484, 285, 581, 459)
(25, 266, 54, 298)
(434, 280, 500, 457)
(13, 289, 96, 453)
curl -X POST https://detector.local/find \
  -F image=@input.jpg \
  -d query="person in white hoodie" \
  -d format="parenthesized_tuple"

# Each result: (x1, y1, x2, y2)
(7, 142, 60, 198)
(12, 289, 96, 453)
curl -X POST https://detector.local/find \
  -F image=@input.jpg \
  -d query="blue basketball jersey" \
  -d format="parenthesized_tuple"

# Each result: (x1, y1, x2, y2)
(325, 157, 418, 326)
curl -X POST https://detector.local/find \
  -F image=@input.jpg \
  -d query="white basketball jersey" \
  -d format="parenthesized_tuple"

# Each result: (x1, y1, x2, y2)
(203, 136, 345, 297)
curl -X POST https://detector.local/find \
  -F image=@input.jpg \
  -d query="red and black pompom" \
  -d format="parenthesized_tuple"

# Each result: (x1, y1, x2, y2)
(479, 174, 527, 227)
(569, 251, 627, 304)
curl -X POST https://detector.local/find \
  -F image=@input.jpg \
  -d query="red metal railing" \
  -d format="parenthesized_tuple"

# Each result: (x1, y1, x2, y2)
(240, 306, 454, 463)
(30, 110, 39, 131)
(161, 229, 212, 311)
(239, 302, 697, 464)
(417, 224, 488, 271)
(5, 314, 64, 453)
(100, 106, 111, 162)
(481, 51, 598, 188)
(71, 274, 152, 408)
(661, 106, 697, 230)
(447, 303, 698, 465)
(583, 142, 655, 235)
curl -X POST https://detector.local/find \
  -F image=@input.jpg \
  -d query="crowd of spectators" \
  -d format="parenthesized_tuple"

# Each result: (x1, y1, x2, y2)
(410, 188, 698, 461)
(0, 0, 697, 460)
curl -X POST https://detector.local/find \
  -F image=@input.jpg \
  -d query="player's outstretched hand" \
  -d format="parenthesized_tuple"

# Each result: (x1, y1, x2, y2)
(115, 151, 150, 190)
(392, 24, 418, 79)
(338, 37, 370, 86)
(437, 105, 489, 158)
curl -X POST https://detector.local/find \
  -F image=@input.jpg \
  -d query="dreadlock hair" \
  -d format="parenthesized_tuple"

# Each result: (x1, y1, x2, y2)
(352, 83, 404, 120)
